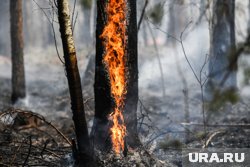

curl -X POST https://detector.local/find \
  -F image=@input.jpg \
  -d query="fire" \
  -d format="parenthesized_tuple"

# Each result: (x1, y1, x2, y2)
(100, 0, 127, 154)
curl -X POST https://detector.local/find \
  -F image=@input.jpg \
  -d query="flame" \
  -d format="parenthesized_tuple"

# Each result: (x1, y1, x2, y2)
(100, 0, 127, 154)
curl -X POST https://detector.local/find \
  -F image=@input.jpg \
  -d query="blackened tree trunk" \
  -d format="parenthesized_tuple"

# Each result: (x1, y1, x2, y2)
(124, 0, 140, 148)
(57, 0, 95, 166)
(205, 0, 236, 100)
(10, 0, 26, 103)
(92, 0, 140, 151)
(91, 0, 113, 151)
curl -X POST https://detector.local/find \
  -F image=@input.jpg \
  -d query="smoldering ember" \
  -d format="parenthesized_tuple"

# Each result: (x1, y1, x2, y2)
(0, 0, 250, 167)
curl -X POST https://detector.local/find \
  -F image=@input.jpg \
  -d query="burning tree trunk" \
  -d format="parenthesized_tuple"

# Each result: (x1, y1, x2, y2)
(10, 0, 26, 103)
(57, 0, 95, 165)
(92, 0, 140, 154)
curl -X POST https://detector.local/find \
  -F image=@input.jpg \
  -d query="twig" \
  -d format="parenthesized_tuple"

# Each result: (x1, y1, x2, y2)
(72, 12, 78, 34)
(71, 0, 77, 31)
(32, 0, 65, 64)
(146, 130, 186, 146)
(179, 21, 200, 83)
(23, 136, 32, 166)
(138, 0, 148, 31)
(202, 130, 226, 148)
(1, 108, 71, 146)
(181, 123, 250, 129)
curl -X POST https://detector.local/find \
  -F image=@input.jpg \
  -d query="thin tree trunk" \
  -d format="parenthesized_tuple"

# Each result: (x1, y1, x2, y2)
(83, 8, 92, 46)
(57, 0, 95, 166)
(0, 1, 10, 55)
(90, 0, 96, 40)
(248, 1, 250, 35)
(10, 0, 26, 103)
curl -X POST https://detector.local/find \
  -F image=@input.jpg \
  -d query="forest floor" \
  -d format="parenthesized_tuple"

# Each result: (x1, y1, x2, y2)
(0, 43, 250, 166)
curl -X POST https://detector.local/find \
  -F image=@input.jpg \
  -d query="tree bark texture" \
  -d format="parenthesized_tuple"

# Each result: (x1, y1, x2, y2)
(124, 0, 140, 148)
(92, 0, 113, 151)
(57, 0, 94, 165)
(10, 0, 26, 103)
(92, 0, 140, 151)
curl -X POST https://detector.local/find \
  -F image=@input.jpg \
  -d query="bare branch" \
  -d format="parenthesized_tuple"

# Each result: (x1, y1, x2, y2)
(138, 0, 148, 31)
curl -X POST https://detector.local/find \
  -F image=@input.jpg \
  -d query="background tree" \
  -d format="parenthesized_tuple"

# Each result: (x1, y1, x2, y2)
(0, 1, 10, 55)
(167, 0, 186, 46)
(10, 0, 26, 103)
(80, 0, 96, 98)
(57, 0, 95, 165)
(205, 0, 236, 100)
(248, 0, 250, 35)
(91, 0, 140, 151)
(80, 0, 92, 47)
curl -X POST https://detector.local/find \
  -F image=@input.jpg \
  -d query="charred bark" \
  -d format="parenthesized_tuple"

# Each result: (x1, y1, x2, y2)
(91, 0, 113, 151)
(10, 0, 26, 103)
(124, 0, 141, 148)
(57, 0, 95, 166)
(92, 0, 140, 151)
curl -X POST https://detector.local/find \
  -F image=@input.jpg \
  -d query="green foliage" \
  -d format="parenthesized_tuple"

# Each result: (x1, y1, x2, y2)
(243, 67, 250, 85)
(207, 89, 239, 111)
(195, 131, 207, 140)
(148, 3, 164, 25)
(159, 139, 184, 150)
(80, 0, 92, 9)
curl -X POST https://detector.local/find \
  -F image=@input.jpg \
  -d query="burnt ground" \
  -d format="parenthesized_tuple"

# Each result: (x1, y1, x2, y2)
(0, 46, 250, 166)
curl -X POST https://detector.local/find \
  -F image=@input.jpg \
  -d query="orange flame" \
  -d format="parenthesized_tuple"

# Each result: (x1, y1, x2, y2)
(100, 0, 127, 154)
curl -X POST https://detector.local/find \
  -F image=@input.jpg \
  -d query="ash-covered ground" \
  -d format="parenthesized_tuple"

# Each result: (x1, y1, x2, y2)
(0, 25, 250, 165)
(1, 0, 250, 166)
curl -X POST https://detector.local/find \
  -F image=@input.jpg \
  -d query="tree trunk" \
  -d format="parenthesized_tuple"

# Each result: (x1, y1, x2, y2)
(83, 8, 92, 46)
(248, 0, 250, 35)
(91, 0, 113, 151)
(205, 0, 236, 100)
(57, 0, 95, 166)
(90, 0, 96, 40)
(92, 0, 140, 151)
(124, 0, 140, 148)
(10, 0, 26, 103)
(166, 0, 185, 46)
(0, 1, 10, 56)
